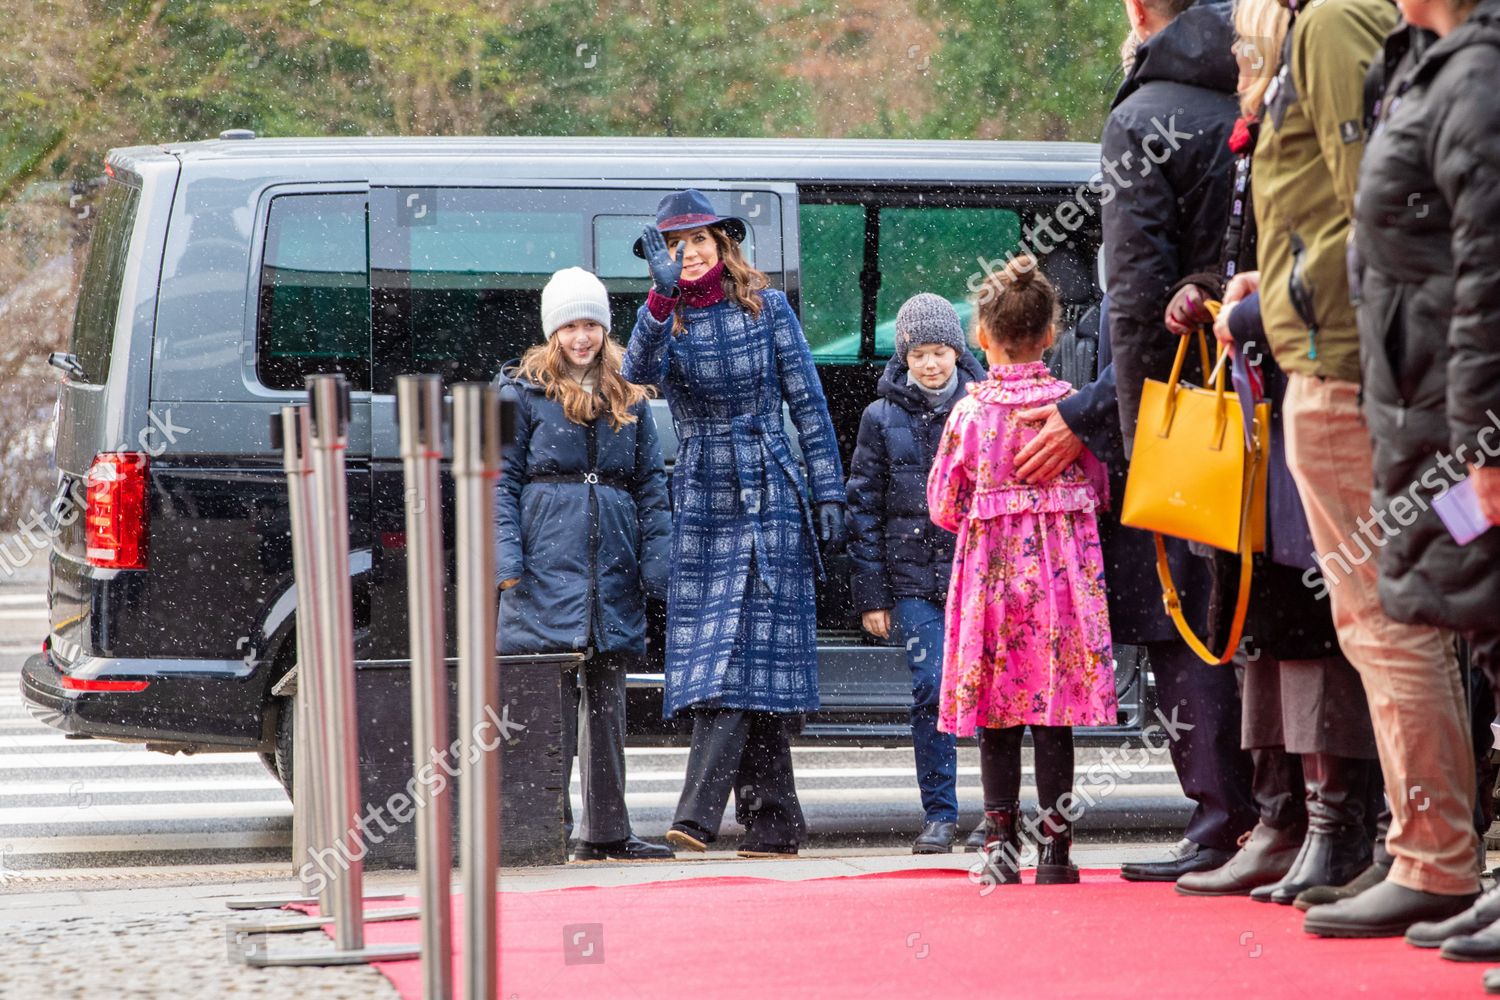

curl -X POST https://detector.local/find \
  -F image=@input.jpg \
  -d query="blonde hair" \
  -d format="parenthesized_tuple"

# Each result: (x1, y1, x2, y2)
(1233, 0, 1290, 119)
(972, 254, 1058, 351)
(513, 335, 654, 431)
(669, 226, 770, 334)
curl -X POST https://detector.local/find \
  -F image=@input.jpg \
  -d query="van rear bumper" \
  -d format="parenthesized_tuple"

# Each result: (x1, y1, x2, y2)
(21, 649, 267, 751)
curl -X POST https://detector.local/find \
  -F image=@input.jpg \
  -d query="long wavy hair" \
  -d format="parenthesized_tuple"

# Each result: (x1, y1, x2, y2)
(512, 334, 654, 431)
(670, 225, 770, 334)
(1234, 0, 1289, 119)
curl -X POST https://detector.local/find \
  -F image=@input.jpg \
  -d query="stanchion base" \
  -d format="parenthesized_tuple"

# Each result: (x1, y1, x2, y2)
(236, 938, 421, 967)
(225, 891, 405, 910)
(227, 906, 420, 937)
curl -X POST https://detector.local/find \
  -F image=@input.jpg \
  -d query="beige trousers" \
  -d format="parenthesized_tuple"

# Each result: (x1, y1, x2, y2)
(1283, 374, 1478, 896)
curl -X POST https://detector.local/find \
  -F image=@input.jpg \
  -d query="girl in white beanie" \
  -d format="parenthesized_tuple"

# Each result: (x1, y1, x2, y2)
(493, 266, 674, 861)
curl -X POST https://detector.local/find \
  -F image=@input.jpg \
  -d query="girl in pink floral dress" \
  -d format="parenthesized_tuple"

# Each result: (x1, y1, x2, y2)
(927, 254, 1115, 887)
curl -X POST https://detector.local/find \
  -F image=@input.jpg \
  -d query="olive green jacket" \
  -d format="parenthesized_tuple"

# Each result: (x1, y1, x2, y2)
(1253, 0, 1397, 383)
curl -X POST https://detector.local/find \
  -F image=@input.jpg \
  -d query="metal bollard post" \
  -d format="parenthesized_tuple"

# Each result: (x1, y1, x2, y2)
(230, 378, 417, 965)
(454, 383, 502, 1000)
(398, 374, 454, 1000)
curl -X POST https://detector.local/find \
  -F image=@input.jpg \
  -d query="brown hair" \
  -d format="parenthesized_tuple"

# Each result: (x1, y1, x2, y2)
(513, 335, 654, 431)
(669, 226, 770, 334)
(972, 254, 1059, 351)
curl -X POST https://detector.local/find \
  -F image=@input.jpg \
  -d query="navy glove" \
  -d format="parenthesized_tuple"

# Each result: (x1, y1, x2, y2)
(640, 226, 684, 296)
(816, 502, 847, 554)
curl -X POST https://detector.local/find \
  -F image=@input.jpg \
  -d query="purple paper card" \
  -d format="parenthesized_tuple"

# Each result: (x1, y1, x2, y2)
(1433, 477, 1493, 546)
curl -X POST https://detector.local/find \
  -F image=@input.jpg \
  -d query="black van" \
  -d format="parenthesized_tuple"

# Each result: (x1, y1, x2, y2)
(21, 134, 1146, 787)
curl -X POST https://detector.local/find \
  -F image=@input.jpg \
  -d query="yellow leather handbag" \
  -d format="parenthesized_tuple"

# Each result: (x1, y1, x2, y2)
(1120, 320, 1269, 665)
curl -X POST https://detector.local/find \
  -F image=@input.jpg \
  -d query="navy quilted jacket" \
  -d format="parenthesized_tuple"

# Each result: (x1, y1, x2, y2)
(846, 350, 988, 612)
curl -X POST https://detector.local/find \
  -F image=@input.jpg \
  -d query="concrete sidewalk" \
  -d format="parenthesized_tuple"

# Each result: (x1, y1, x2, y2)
(0, 844, 1176, 999)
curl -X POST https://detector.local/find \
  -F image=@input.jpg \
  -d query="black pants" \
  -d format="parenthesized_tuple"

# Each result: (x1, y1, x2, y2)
(673, 708, 806, 848)
(560, 652, 633, 844)
(1148, 639, 1258, 851)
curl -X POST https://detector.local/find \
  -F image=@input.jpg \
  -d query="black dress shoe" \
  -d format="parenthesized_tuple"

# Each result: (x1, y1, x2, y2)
(572, 835, 675, 861)
(1407, 886, 1500, 948)
(963, 820, 987, 852)
(1304, 880, 1480, 938)
(913, 820, 958, 855)
(1120, 839, 1235, 883)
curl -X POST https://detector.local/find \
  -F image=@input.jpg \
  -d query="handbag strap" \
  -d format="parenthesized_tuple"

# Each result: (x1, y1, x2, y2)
(1149, 441, 1260, 666)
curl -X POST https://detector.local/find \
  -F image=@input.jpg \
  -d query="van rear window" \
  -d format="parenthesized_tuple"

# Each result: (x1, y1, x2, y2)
(68, 181, 141, 384)
(257, 193, 371, 391)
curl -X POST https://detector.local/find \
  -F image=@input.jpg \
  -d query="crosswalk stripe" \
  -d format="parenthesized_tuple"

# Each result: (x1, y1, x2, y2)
(0, 594, 46, 606)
(0, 777, 286, 796)
(0, 800, 295, 824)
(2, 831, 291, 856)
(0, 753, 267, 770)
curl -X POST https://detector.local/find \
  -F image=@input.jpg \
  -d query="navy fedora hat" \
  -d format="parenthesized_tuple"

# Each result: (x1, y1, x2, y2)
(632, 188, 748, 258)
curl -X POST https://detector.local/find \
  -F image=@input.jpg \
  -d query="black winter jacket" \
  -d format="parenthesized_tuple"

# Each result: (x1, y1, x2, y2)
(846, 350, 989, 612)
(493, 367, 672, 655)
(1354, 1, 1500, 631)
(1102, 0, 1240, 448)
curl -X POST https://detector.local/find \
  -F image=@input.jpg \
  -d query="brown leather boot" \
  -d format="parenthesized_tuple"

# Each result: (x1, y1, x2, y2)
(1174, 821, 1303, 896)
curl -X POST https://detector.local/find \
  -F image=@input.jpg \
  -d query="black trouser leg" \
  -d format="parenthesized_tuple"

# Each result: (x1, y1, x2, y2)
(1031, 725, 1075, 822)
(673, 707, 755, 842)
(1148, 639, 1258, 850)
(979, 725, 1024, 811)
(733, 712, 805, 847)
(1252, 747, 1308, 832)
(575, 653, 631, 844)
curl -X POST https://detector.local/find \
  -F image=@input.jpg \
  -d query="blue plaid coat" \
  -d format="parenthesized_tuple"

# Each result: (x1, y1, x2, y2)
(623, 289, 845, 717)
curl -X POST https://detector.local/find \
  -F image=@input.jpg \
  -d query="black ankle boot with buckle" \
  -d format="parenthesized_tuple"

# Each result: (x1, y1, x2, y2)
(978, 806, 1022, 886)
(1035, 812, 1080, 885)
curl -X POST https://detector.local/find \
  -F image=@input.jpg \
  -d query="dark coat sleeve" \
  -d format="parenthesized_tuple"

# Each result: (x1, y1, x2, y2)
(1101, 110, 1185, 449)
(770, 290, 847, 504)
(1434, 49, 1500, 461)
(846, 402, 893, 613)
(494, 382, 531, 584)
(632, 404, 673, 601)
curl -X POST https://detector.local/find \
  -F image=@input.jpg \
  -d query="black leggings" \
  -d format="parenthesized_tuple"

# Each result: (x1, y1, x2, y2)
(980, 725, 1075, 818)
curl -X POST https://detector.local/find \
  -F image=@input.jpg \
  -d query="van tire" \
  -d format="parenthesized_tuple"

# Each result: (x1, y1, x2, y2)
(267, 699, 294, 799)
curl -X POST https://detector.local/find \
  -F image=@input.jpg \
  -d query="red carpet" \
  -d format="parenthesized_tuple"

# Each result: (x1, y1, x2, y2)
(306, 869, 1484, 998)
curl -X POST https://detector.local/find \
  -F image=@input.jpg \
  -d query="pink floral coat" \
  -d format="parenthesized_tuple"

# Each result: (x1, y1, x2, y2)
(927, 361, 1116, 736)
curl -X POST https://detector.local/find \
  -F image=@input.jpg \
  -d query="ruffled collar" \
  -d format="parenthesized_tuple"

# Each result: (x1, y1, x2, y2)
(679, 260, 727, 308)
(968, 360, 1069, 406)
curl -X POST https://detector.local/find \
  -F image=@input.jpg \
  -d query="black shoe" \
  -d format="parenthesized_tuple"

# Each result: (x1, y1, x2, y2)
(736, 842, 798, 859)
(913, 820, 958, 855)
(963, 820, 987, 852)
(1408, 886, 1500, 949)
(977, 807, 1022, 886)
(1035, 813, 1080, 885)
(1120, 839, 1235, 883)
(1304, 880, 1480, 938)
(1294, 859, 1390, 911)
(665, 823, 711, 853)
(572, 834, 675, 861)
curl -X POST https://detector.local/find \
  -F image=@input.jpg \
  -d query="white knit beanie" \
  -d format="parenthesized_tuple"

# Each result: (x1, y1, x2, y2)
(540, 267, 612, 338)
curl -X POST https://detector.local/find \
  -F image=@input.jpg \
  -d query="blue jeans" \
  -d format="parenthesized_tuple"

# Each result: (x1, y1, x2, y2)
(892, 598, 959, 824)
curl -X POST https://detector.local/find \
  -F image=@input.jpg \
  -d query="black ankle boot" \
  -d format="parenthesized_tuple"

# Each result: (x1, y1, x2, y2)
(1259, 753, 1373, 905)
(1035, 812, 1080, 885)
(978, 807, 1022, 886)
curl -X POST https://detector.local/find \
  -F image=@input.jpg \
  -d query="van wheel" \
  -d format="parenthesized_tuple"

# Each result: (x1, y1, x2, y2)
(267, 699, 294, 799)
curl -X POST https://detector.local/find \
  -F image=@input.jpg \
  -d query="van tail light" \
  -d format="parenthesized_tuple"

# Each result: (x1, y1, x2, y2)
(60, 676, 149, 693)
(85, 452, 149, 569)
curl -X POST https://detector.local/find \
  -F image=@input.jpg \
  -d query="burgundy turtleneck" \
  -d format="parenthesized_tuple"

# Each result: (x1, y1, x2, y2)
(647, 260, 727, 320)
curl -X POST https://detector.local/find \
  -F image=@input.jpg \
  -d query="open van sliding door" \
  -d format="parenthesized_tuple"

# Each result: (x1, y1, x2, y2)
(363, 182, 795, 737)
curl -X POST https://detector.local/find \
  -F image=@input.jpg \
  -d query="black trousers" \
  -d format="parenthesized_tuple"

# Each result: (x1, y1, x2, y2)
(560, 652, 633, 844)
(1148, 639, 1258, 851)
(673, 708, 806, 848)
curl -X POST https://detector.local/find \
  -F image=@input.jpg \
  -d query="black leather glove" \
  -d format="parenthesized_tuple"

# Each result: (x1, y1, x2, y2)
(640, 226, 684, 296)
(816, 502, 847, 554)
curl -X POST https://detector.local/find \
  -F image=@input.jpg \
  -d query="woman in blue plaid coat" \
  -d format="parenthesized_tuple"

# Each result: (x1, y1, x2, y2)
(622, 189, 847, 858)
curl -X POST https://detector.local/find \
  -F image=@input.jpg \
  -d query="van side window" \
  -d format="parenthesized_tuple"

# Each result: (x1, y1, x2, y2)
(800, 197, 1045, 362)
(69, 181, 141, 384)
(257, 193, 371, 391)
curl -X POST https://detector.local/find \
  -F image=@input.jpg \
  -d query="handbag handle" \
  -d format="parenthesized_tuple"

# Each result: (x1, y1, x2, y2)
(1157, 307, 1230, 451)
(1149, 429, 1261, 665)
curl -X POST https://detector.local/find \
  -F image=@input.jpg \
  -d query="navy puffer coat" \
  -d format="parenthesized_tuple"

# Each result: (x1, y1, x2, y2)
(846, 350, 989, 611)
(493, 366, 672, 655)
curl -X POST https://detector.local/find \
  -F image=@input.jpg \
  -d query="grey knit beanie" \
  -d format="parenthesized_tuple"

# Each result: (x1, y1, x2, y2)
(541, 267, 612, 338)
(894, 293, 966, 362)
